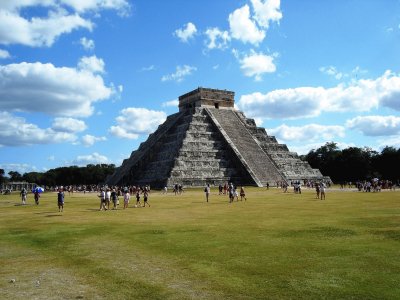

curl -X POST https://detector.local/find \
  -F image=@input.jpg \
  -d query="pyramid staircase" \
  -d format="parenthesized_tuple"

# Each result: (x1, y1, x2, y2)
(106, 87, 326, 187)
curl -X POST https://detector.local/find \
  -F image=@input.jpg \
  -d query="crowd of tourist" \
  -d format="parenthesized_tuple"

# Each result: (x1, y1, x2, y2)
(5, 177, 398, 211)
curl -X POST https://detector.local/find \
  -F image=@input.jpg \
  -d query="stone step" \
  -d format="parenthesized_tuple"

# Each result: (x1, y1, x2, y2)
(206, 108, 284, 186)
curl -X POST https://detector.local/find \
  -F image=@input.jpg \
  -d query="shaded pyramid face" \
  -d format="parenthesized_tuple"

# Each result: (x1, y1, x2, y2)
(107, 88, 325, 188)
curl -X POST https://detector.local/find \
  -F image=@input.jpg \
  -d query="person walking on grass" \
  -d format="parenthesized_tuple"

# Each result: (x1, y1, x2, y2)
(34, 190, 40, 205)
(135, 189, 141, 207)
(20, 188, 27, 205)
(204, 183, 211, 202)
(98, 189, 107, 211)
(123, 190, 130, 209)
(228, 183, 235, 203)
(143, 187, 150, 207)
(105, 188, 111, 210)
(57, 188, 65, 212)
(111, 188, 118, 210)
(240, 186, 247, 201)
(315, 183, 320, 199)
(320, 182, 326, 200)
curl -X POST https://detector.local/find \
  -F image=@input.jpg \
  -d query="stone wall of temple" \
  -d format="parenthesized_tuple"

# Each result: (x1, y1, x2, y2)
(106, 88, 327, 187)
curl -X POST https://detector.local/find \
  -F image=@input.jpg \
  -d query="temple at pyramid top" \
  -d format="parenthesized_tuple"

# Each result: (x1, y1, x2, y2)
(179, 87, 235, 112)
(107, 87, 328, 188)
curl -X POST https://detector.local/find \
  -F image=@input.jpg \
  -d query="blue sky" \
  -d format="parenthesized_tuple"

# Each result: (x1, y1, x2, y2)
(1, 0, 400, 175)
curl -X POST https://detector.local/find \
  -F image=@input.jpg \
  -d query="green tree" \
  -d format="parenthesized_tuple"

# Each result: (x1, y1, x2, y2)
(8, 171, 22, 181)
(22, 172, 43, 184)
(373, 146, 400, 180)
(338, 147, 376, 181)
(0, 169, 5, 184)
(304, 142, 341, 181)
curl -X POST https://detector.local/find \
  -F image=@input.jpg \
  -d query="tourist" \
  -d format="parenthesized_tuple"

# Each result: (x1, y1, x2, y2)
(315, 183, 320, 199)
(123, 190, 130, 209)
(228, 183, 235, 203)
(20, 188, 27, 205)
(234, 186, 239, 201)
(204, 183, 210, 202)
(111, 188, 118, 209)
(34, 190, 40, 205)
(174, 184, 178, 195)
(240, 186, 247, 201)
(105, 188, 111, 210)
(143, 187, 150, 207)
(283, 182, 288, 193)
(135, 189, 141, 207)
(98, 189, 107, 211)
(320, 182, 326, 200)
(57, 188, 65, 212)
(218, 184, 223, 195)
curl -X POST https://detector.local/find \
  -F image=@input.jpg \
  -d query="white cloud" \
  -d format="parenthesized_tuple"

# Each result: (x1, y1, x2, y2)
(0, 163, 38, 175)
(141, 65, 155, 72)
(0, 1, 130, 14)
(0, 0, 130, 47)
(378, 71, 400, 111)
(161, 65, 197, 82)
(289, 141, 356, 156)
(0, 59, 113, 117)
(239, 50, 276, 81)
(59, 0, 130, 15)
(52, 117, 87, 133)
(80, 37, 95, 50)
(0, 9, 93, 47)
(162, 99, 179, 108)
(78, 55, 105, 73)
(81, 134, 107, 147)
(0, 111, 77, 146)
(319, 66, 344, 80)
(73, 152, 109, 165)
(268, 124, 345, 142)
(377, 136, 400, 149)
(346, 115, 400, 136)
(250, 0, 282, 28)
(0, 49, 10, 59)
(174, 22, 197, 42)
(238, 70, 400, 120)
(204, 27, 231, 50)
(229, 4, 265, 45)
(110, 108, 167, 139)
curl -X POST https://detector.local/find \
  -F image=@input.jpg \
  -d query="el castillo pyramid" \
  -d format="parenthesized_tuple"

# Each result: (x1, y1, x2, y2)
(106, 88, 326, 187)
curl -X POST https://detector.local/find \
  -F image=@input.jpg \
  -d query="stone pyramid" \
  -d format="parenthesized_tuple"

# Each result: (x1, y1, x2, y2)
(106, 88, 325, 187)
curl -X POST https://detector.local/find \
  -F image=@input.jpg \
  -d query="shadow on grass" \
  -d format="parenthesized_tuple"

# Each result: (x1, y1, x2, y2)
(86, 208, 102, 212)
(371, 229, 400, 241)
(45, 214, 63, 217)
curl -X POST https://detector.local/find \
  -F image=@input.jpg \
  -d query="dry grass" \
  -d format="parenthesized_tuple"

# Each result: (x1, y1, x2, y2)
(1, 187, 399, 299)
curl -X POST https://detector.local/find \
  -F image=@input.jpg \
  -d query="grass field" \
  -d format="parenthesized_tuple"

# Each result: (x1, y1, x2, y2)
(0, 187, 399, 299)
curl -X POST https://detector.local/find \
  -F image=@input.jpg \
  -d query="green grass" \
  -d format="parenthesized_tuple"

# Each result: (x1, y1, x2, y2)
(0, 187, 399, 299)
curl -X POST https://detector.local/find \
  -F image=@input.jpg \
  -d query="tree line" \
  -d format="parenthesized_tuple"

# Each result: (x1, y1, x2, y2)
(1, 143, 399, 185)
(301, 142, 400, 183)
(0, 164, 116, 186)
